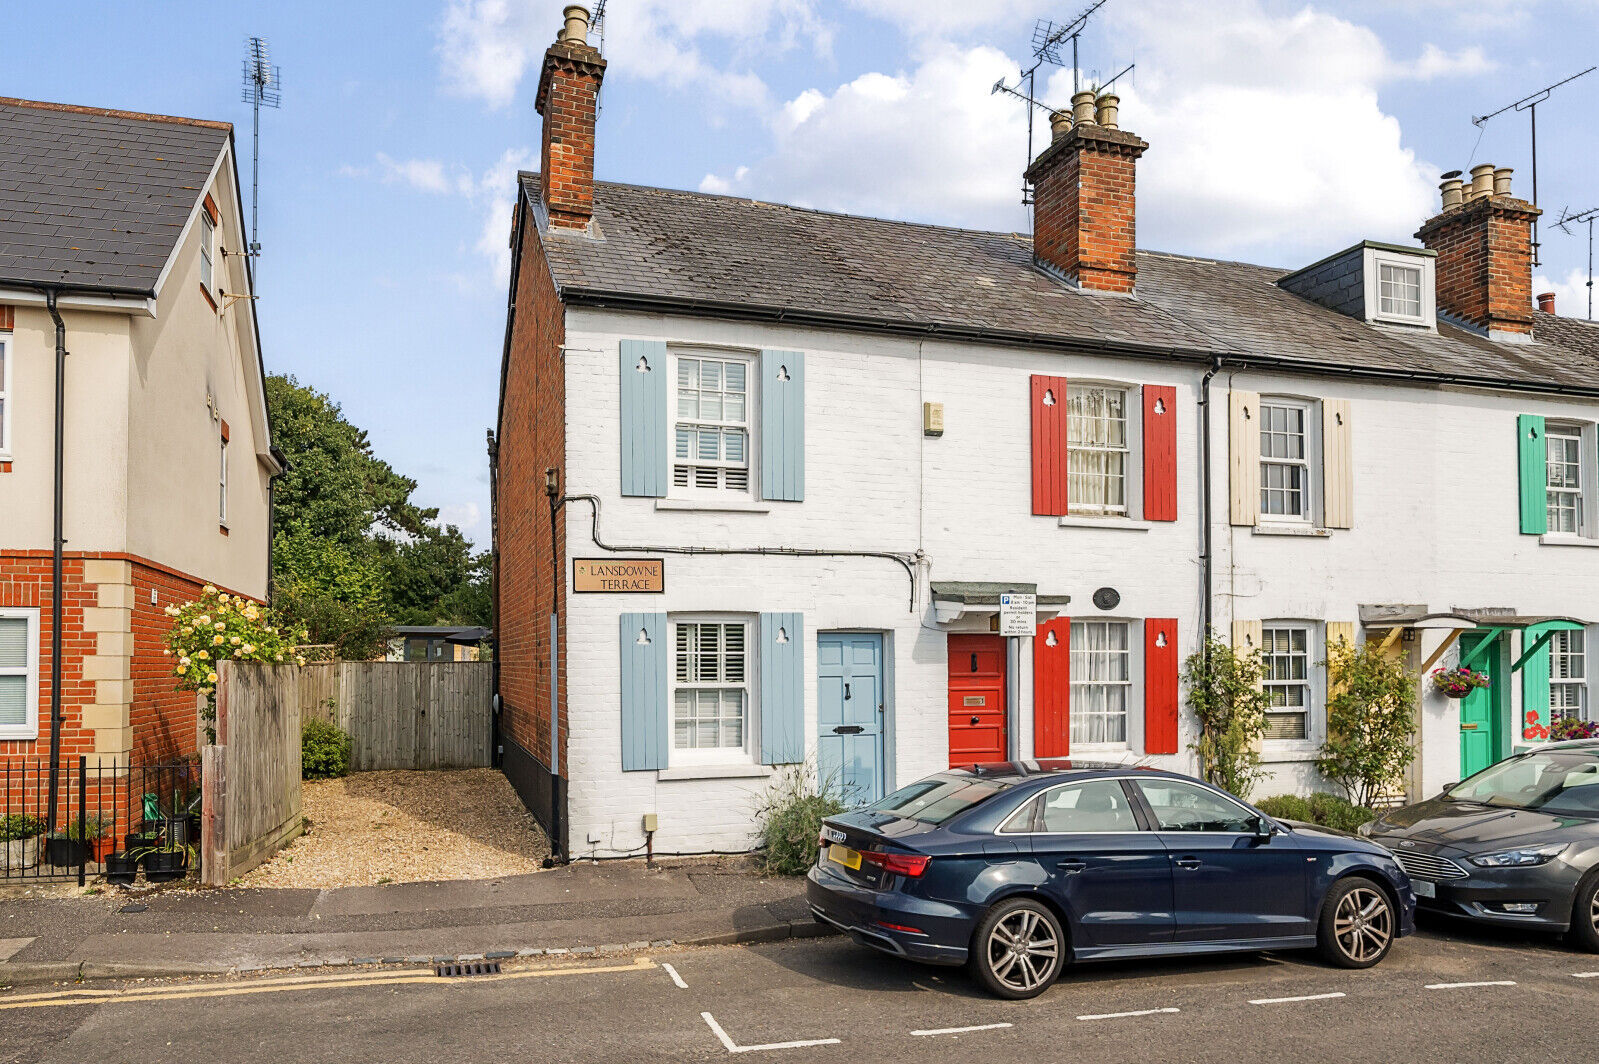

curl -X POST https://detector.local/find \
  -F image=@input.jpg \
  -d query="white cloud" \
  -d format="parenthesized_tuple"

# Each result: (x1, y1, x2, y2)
(1533, 268, 1596, 320)
(436, 0, 832, 109)
(473, 147, 539, 283)
(1395, 43, 1495, 81)
(436, 502, 485, 541)
(375, 153, 475, 196)
(843, 0, 1057, 40)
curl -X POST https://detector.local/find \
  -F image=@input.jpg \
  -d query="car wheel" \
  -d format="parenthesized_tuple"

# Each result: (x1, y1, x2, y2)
(1317, 877, 1395, 969)
(968, 897, 1065, 1000)
(1569, 873, 1599, 954)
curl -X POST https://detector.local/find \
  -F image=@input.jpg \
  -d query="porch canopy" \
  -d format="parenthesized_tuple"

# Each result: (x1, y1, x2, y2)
(1358, 604, 1586, 674)
(930, 581, 1071, 625)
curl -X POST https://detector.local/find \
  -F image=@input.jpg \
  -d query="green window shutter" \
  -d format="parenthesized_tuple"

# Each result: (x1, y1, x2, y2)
(620, 340, 668, 497)
(619, 613, 668, 770)
(759, 612, 805, 764)
(1517, 413, 1547, 535)
(760, 351, 804, 501)
(1521, 623, 1553, 744)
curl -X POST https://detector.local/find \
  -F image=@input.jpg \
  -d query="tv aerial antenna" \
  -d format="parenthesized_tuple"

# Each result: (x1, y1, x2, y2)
(990, 1, 1121, 204)
(240, 36, 282, 266)
(1472, 66, 1594, 267)
(591, 1, 609, 114)
(1553, 205, 1599, 320)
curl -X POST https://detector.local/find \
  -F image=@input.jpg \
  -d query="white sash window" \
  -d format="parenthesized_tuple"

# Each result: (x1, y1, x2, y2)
(1070, 620, 1130, 745)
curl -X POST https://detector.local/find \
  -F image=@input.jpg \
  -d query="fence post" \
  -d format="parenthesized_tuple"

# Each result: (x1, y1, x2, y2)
(200, 744, 226, 887)
(76, 755, 86, 888)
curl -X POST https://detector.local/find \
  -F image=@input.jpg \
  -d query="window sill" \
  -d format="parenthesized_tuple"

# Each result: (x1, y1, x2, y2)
(1057, 515, 1151, 532)
(219, 524, 230, 537)
(1539, 533, 1599, 548)
(199, 284, 218, 312)
(655, 498, 771, 514)
(0, 730, 39, 742)
(657, 763, 773, 781)
(1260, 745, 1321, 764)
(0, 459, 11, 473)
(1252, 524, 1329, 538)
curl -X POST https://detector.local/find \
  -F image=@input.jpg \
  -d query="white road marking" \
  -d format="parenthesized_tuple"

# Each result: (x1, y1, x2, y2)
(1424, 981, 1517, 990)
(701, 1012, 841, 1054)
(1076, 1007, 1181, 1021)
(1573, 972, 1599, 979)
(662, 963, 688, 989)
(911, 1023, 1014, 1037)
(1249, 992, 1347, 1005)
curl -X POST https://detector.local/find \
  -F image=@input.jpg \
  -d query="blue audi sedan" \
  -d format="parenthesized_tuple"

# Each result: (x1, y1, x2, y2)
(807, 761, 1415, 998)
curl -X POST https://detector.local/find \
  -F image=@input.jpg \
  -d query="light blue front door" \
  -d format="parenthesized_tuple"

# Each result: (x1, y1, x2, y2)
(817, 633, 885, 806)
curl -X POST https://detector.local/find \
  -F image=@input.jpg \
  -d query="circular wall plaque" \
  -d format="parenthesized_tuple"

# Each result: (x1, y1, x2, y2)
(1091, 587, 1121, 611)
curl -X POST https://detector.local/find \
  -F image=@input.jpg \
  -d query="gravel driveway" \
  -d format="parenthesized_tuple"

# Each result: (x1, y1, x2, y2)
(240, 768, 551, 889)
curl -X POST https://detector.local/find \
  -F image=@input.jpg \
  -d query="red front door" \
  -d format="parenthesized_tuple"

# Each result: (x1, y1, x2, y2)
(948, 634, 1007, 767)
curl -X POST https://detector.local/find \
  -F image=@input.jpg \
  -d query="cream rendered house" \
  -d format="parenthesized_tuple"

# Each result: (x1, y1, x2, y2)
(0, 97, 279, 776)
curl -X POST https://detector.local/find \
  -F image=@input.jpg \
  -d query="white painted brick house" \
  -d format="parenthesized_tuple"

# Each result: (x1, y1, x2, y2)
(494, 10, 1599, 857)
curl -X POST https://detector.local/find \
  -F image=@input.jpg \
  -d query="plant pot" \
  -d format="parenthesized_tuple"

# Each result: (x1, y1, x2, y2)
(4, 836, 41, 870)
(126, 831, 162, 854)
(163, 817, 190, 847)
(1438, 686, 1474, 699)
(143, 849, 189, 883)
(92, 836, 117, 863)
(104, 852, 139, 886)
(45, 837, 91, 868)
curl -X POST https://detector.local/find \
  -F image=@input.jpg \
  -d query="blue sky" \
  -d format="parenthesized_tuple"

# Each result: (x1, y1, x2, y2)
(10, 1, 1599, 545)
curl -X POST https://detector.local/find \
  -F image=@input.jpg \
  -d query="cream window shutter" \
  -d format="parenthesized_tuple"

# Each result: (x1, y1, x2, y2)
(1229, 390, 1260, 526)
(1232, 618, 1265, 755)
(1322, 399, 1353, 529)
(1326, 621, 1356, 700)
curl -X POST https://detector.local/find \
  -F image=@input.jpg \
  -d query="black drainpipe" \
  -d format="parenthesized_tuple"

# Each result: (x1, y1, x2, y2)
(1197, 356, 1225, 651)
(43, 289, 67, 833)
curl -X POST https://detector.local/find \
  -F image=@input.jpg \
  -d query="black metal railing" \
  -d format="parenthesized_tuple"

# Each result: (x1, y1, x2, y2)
(2, 756, 201, 884)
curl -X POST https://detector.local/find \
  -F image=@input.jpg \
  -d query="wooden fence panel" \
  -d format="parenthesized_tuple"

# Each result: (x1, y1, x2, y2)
(333, 662, 490, 771)
(297, 663, 340, 725)
(203, 663, 304, 885)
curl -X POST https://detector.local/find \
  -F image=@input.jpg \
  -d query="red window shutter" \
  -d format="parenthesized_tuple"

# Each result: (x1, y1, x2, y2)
(1031, 375, 1069, 516)
(1143, 618, 1180, 755)
(1143, 385, 1177, 521)
(1033, 617, 1071, 757)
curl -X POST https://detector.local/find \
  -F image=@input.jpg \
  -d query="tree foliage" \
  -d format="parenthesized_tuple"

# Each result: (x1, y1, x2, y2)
(1318, 638, 1418, 808)
(266, 375, 490, 657)
(1183, 631, 1271, 800)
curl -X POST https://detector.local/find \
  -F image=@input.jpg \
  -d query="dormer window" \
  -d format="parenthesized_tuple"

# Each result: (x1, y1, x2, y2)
(1366, 247, 1435, 327)
(1378, 263, 1422, 320)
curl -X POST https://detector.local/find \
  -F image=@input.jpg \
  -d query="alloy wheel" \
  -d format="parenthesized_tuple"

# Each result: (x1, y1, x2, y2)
(1590, 887, 1599, 933)
(1333, 886, 1393, 963)
(985, 908, 1060, 993)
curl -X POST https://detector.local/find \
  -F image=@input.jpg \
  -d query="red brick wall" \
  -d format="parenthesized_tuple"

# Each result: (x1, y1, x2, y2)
(536, 42, 606, 230)
(130, 560, 208, 761)
(0, 553, 93, 762)
(497, 203, 568, 773)
(1417, 197, 1538, 335)
(1028, 126, 1147, 293)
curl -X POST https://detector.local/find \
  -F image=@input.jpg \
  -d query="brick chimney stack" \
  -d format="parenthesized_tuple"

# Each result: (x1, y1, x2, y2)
(536, 5, 607, 231)
(1025, 89, 1148, 293)
(1416, 163, 1540, 337)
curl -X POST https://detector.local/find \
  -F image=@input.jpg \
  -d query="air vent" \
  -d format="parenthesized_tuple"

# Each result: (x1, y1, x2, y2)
(436, 960, 503, 978)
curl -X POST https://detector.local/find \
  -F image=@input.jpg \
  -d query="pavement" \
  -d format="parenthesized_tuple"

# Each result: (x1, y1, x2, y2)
(2, 916, 1596, 1063)
(0, 859, 823, 986)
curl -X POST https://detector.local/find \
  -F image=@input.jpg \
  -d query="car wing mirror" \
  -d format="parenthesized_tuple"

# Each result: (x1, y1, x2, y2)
(1249, 815, 1276, 841)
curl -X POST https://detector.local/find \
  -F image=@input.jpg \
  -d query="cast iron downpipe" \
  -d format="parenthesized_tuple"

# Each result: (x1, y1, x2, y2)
(1197, 356, 1225, 653)
(43, 289, 67, 833)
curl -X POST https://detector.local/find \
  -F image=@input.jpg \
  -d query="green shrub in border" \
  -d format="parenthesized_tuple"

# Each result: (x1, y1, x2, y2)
(1256, 793, 1376, 833)
(754, 766, 845, 876)
(1, 814, 45, 841)
(301, 718, 353, 780)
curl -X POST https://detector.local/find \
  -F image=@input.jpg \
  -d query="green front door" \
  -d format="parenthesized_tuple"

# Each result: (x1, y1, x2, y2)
(1458, 631, 1504, 778)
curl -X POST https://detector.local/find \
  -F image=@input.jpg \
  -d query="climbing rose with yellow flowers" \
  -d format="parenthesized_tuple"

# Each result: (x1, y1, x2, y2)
(161, 586, 308, 742)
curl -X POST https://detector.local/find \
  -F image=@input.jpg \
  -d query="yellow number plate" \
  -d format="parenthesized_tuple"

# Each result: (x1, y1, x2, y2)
(827, 844, 861, 871)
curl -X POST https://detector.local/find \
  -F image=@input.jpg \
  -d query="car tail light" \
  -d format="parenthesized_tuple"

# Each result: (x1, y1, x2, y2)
(874, 920, 925, 935)
(860, 850, 931, 878)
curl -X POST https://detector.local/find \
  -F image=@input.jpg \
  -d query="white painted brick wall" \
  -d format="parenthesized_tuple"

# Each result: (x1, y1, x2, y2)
(552, 307, 1599, 852)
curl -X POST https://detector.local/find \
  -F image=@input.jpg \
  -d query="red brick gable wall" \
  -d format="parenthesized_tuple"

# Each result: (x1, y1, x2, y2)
(0, 554, 93, 761)
(130, 560, 207, 760)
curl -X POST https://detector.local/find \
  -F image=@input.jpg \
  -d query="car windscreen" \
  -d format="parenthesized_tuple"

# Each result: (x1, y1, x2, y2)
(1447, 751, 1599, 816)
(869, 775, 1011, 825)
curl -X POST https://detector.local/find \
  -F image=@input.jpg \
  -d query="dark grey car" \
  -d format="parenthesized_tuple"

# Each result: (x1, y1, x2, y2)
(1361, 739, 1599, 950)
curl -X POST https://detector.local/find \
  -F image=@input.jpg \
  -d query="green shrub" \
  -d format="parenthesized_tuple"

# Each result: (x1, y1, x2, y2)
(1, 814, 44, 841)
(1319, 637, 1417, 808)
(1257, 793, 1376, 833)
(301, 718, 352, 780)
(1183, 632, 1271, 800)
(754, 766, 845, 876)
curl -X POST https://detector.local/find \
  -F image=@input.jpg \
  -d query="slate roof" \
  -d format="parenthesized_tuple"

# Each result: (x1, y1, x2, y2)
(0, 98, 231, 294)
(522, 174, 1599, 395)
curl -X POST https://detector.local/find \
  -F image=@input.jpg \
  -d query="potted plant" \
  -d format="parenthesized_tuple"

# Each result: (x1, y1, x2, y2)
(2, 814, 44, 871)
(1550, 716, 1599, 741)
(1430, 665, 1490, 699)
(45, 817, 103, 868)
(142, 843, 191, 883)
(104, 850, 140, 886)
(125, 825, 162, 854)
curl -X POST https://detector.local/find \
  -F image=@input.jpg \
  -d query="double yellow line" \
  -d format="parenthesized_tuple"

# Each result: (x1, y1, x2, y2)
(0, 956, 658, 1011)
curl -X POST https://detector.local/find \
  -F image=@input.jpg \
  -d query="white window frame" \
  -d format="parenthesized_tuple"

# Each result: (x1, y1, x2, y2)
(1261, 622, 1317, 746)
(1066, 383, 1133, 517)
(1069, 619, 1135, 752)
(0, 332, 10, 458)
(0, 608, 41, 741)
(1365, 247, 1436, 328)
(218, 429, 229, 528)
(668, 614, 757, 767)
(668, 348, 758, 500)
(1551, 628, 1588, 723)
(1376, 262, 1422, 321)
(1258, 397, 1317, 525)
(1546, 423, 1585, 537)
(200, 211, 216, 295)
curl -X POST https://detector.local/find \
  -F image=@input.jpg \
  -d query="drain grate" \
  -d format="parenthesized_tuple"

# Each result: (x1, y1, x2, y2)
(435, 960, 502, 978)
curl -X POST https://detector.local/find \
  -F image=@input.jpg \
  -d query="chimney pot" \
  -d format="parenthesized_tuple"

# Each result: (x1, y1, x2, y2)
(1048, 110, 1072, 142)
(1469, 163, 1495, 201)
(1440, 173, 1463, 213)
(1493, 167, 1513, 197)
(1095, 92, 1120, 130)
(560, 5, 591, 44)
(1538, 291, 1556, 314)
(1419, 162, 1541, 336)
(1071, 90, 1097, 126)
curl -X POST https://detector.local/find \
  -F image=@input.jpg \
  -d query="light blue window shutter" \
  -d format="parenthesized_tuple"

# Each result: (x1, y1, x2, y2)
(1517, 413, 1547, 535)
(759, 612, 805, 764)
(619, 340, 668, 497)
(760, 350, 805, 501)
(619, 613, 667, 771)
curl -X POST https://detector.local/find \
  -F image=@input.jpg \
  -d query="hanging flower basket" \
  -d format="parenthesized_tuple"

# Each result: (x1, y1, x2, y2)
(1431, 666, 1490, 699)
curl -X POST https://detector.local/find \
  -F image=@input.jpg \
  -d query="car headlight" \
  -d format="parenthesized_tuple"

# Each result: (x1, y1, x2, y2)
(1468, 843, 1568, 868)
